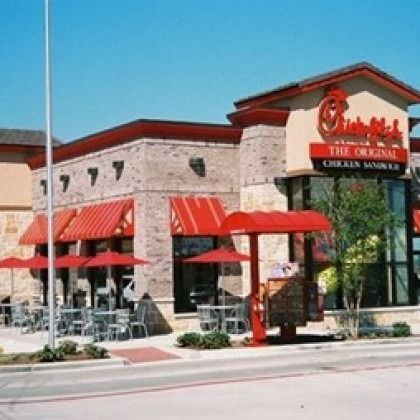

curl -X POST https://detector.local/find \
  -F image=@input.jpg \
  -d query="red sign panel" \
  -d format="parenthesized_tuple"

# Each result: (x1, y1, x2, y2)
(310, 143, 408, 163)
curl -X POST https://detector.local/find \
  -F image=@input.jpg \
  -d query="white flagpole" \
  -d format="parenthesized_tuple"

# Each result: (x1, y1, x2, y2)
(45, 0, 56, 348)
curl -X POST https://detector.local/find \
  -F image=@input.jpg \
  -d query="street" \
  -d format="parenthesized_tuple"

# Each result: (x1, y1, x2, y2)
(0, 340, 420, 419)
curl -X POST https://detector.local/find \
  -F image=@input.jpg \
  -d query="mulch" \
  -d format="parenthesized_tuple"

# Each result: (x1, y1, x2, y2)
(111, 346, 181, 363)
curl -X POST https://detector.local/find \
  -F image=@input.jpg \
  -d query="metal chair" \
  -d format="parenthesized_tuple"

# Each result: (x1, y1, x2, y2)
(11, 304, 32, 333)
(108, 309, 133, 341)
(196, 304, 219, 332)
(222, 303, 250, 334)
(130, 305, 148, 338)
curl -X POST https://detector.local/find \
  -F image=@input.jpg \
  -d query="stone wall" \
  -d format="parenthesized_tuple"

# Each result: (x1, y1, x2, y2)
(0, 210, 37, 303)
(304, 306, 420, 334)
(239, 125, 288, 295)
(31, 136, 241, 332)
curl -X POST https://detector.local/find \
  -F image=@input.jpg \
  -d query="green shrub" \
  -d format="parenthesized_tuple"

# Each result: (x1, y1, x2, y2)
(198, 332, 231, 350)
(176, 332, 202, 348)
(58, 340, 78, 355)
(392, 322, 411, 337)
(36, 345, 65, 362)
(83, 343, 109, 359)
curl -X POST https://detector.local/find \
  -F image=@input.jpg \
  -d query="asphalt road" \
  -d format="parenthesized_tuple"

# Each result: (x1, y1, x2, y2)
(1, 340, 420, 419)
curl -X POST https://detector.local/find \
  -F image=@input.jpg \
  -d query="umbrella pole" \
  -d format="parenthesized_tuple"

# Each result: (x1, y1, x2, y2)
(221, 263, 226, 307)
(10, 268, 14, 303)
(107, 265, 111, 311)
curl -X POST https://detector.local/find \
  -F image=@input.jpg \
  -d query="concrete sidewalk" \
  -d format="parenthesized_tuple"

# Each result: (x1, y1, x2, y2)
(1, 325, 419, 368)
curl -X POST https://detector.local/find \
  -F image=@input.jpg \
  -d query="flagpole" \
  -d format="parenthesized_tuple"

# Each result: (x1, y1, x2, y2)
(44, 0, 56, 348)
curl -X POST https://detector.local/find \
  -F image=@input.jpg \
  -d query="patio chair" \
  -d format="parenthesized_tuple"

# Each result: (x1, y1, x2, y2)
(222, 303, 250, 334)
(108, 309, 133, 341)
(70, 307, 88, 335)
(11, 304, 32, 333)
(130, 304, 148, 338)
(196, 305, 218, 332)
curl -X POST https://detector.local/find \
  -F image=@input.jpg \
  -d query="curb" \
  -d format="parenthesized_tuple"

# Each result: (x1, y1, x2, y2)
(1, 335, 419, 374)
(0, 356, 128, 374)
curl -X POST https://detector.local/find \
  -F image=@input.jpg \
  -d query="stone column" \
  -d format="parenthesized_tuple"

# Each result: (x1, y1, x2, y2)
(239, 124, 288, 295)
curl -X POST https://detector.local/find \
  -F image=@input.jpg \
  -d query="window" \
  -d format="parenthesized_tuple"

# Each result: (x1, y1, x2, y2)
(289, 175, 413, 309)
(173, 237, 217, 313)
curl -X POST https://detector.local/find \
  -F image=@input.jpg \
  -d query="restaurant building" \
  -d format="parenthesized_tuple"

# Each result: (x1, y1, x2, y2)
(0, 130, 60, 304)
(15, 62, 420, 332)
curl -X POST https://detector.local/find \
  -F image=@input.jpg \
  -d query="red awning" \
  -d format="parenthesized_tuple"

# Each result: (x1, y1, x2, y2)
(220, 210, 331, 234)
(170, 196, 226, 236)
(19, 208, 77, 245)
(59, 199, 134, 242)
(413, 210, 420, 234)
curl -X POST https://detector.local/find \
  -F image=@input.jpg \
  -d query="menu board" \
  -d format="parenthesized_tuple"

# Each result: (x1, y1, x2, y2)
(266, 276, 307, 327)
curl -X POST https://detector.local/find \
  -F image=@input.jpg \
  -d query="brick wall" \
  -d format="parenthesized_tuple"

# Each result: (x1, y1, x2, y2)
(32, 136, 240, 332)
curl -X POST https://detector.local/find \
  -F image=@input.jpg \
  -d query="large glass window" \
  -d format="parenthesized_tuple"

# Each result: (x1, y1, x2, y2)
(173, 237, 217, 313)
(289, 175, 413, 309)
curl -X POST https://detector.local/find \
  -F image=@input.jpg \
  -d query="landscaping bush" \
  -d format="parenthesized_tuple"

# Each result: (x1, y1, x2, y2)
(392, 322, 411, 337)
(58, 339, 79, 355)
(176, 331, 231, 349)
(176, 332, 202, 348)
(83, 343, 109, 359)
(198, 332, 231, 350)
(37, 345, 65, 362)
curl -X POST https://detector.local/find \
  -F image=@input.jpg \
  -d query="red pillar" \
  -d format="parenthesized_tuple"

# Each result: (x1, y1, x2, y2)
(249, 233, 266, 345)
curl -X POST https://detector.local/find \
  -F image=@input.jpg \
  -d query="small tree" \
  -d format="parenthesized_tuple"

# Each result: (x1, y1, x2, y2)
(313, 178, 396, 338)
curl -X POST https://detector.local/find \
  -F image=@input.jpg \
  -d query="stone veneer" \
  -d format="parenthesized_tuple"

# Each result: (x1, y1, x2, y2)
(0, 210, 37, 304)
(32, 136, 240, 332)
(239, 125, 288, 294)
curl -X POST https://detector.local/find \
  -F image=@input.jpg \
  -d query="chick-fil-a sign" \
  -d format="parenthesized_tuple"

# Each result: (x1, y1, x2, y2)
(318, 87, 403, 145)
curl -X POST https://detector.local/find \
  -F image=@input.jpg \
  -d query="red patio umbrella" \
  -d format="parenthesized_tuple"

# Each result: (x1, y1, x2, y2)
(54, 254, 90, 269)
(0, 257, 27, 300)
(55, 255, 91, 307)
(22, 254, 49, 269)
(184, 248, 251, 306)
(84, 251, 149, 310)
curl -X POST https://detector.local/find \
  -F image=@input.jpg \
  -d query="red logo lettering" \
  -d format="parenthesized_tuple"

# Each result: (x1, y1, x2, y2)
(317, 87, 403, 144)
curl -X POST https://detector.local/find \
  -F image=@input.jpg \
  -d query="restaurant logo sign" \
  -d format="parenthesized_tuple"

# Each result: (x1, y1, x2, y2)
(310, 87, 407, 174)
(317, 87, 403, 145)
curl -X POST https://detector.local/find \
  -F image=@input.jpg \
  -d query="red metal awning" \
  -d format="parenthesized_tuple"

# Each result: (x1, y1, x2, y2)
(413, 210, 420, 234)
(19, 208, 77, 245)
(170, 196, 227, 236)
(220, 210, 331, 234)
(59, 199, 134, 242)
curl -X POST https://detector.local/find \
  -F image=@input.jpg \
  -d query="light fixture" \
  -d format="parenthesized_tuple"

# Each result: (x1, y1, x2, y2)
(189, 157, 206, 177)
(112, 160, 124, 180)
(87, 167, 98, 186)
(40, 179, 47, 195)
(59, 174, 70, 192)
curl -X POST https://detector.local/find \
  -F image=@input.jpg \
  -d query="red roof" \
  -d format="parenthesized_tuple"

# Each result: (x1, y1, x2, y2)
(235, 62, 420, 109)
(60, 199, 134, 242)
(27, 120, 242, 170)
(170, 196, 227, 236)
(19, 208, 77, 245)
(220, 210, 331, 234)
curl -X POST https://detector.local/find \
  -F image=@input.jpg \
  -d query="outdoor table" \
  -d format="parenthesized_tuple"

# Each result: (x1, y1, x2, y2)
(60, 308, 82, 334)
(209, 305, 235, 333)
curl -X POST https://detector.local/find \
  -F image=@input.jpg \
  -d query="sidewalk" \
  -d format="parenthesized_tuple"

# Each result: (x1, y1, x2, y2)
(2, 324, 419, 370)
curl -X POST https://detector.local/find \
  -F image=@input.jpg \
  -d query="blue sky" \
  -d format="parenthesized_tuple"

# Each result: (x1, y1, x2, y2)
(1, 0, 420, 142)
